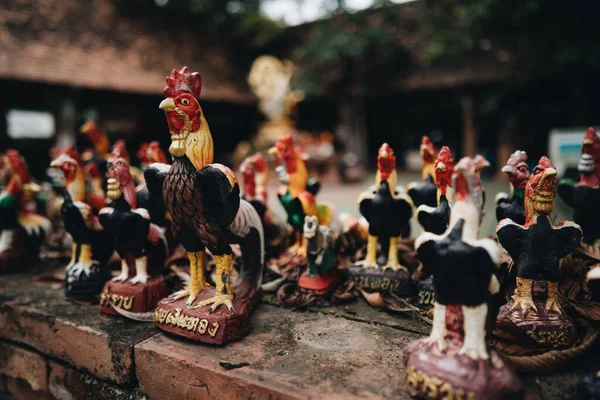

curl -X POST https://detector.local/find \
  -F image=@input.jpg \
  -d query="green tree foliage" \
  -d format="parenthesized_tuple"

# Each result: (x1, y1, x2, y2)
(293, 1, 411, 96)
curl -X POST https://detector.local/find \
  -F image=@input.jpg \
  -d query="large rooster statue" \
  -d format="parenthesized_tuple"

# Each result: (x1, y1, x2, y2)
(404, 157, 520, 399)
(415, 145, 454, 234)
(0, 150, 51, 270)
(357, 143, 413, 270)
(495, 157, 581, 351)
(145, 67, 264, 320)
(407, 136, 438, 208)
(269, 135, 334, 257)
(496, 150, 530, 225)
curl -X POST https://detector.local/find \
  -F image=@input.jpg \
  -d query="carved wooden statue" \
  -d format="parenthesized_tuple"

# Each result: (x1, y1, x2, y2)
(407, 136, 438, 208)
(269, 135, 334, 259)
(416, 145, 454, 235)
(496, 150, 529, 225)
(496, 156, 582, 350)
(404, 157, 521, 400)
(145, 67, 265, 344)
(98, 148, 168, 315)
(0, 150, 51, 272)
(50, 149, 113, 299)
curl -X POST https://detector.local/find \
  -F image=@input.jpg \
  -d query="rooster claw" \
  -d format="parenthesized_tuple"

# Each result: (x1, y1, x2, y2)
(191, 294, 235, 313)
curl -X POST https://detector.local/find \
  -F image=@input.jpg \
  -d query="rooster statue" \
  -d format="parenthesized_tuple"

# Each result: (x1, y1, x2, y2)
(144, 67, 264, 337)
(415, 145, 454, 234)
(50, 147, 106, 213)
(357, 143, 413, 270)
(407, 136, 438, 208)
(0, 150, 51, 271)
(496, 150, 530, 225)
(269, 135, 334, 258)
(559, 127, 600, 246)
(496, 157, 582, 350)
(50, 151, 113, 298)
(80, 121, 110, 160)
(138, 141, 168, 170)
(404, 157, 521, 399)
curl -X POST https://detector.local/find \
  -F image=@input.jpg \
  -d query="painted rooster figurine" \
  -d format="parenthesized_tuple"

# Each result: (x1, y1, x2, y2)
(50, 150, 113, 298)
(416, 145, 454, 234)
(80, 121, 110, 160)
(358, 143, 413, 270)
(405, 157, 520, 399)
(558, 127, 600, 245)
(0, 150, 51, 270)
(269, 135, 334, 257)
(407, 136, 438, 208)
(99, 149, 167, 285)
(138, 141, 168, 170)
(497, 157, 581, 345)
(145, 66, 264, 314)
(496, 150, 530, 225)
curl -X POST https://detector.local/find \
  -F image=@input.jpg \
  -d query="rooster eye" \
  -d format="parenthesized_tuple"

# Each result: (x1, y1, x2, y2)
(181, 99, 190, 106)
(533, 167, 541, 175)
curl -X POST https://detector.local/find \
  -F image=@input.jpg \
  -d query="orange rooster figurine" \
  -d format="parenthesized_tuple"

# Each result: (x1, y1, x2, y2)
(269, 135, 335, 259)
(0, 150, 51, 272)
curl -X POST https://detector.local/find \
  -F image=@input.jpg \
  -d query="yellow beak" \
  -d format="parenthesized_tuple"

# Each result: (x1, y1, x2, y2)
(50, 159, 61, 167)
(159, 98, 176, 111)
(380, 151, 389, 159)
(268, 147, 278, 156)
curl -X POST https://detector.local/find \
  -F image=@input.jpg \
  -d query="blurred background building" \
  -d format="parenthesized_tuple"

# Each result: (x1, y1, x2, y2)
(1, 0, 600, 179)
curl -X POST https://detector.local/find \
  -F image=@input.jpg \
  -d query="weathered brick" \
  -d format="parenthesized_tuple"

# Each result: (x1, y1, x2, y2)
(0, 342, 48, 392)
(47, 362, 147, 400)
(0, 274, 158, 385)
(136, 304, 419, 400)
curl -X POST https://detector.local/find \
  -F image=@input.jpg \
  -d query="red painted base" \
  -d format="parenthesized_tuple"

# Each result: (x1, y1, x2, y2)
(99, 276, 168, 316)
(298, 272, 341, 294)
(153, 279, 262, 345)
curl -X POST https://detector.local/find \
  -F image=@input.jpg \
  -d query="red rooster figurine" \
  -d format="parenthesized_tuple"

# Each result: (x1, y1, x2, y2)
(145, 67, 264, 344)
(496, 150, 529, 225)
(407, 136, 438, 208)
(0, 150, 51, 271)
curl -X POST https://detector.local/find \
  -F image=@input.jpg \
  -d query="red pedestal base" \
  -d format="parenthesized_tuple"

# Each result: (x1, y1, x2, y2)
(298, 272, 341, 295)
(153, 279, 261, 345)
(99, 276, 168, 316)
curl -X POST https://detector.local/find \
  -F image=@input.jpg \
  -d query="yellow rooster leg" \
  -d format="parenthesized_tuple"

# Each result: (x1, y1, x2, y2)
(545, 281, 562, 314)
(510, 277, 537, 315)
(384, 237, 408, 272)
(357, 235, 378, 269)
(170, 251, 211, 307)
(191, 254, 235, 313)
(296, 234, 307, 258)
(288, 231, 302, 253)
(66, 242, 77, 271)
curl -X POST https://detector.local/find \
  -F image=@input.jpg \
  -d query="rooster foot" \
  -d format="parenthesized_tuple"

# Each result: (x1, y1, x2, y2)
(510, 295, 538, 316)
(356, 259, 378, 269)
(424, 335, 447, 352)
(69, 260, 96, 278)
(383, 263, 408, 272)
(190, 294, 235, 314)
(129, 274, 149, 285)
(458, 342, 489, 360)
(166, 283, 212, 306)
(545, 298, 562, 315)
(295, 247, 307, 258)
(112, 271, 128, 282)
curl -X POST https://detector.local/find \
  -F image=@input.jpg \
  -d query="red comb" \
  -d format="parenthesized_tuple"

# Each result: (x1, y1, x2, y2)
(164, 66, 202, 99)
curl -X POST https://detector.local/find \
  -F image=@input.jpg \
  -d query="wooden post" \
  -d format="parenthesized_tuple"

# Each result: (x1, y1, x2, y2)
(55, 96, 76, 148)
(460, 95, 476, 158)
(336, 97, 368, 163)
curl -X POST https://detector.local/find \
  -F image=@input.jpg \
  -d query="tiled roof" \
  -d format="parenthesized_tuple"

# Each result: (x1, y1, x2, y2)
(0, 0, 255, 102)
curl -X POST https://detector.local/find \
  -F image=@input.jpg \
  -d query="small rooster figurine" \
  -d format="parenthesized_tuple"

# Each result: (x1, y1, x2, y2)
(559, 127, 600, 246)
(404, 157, 521, 399)
(50, 147, 106, 212)
(0, 150, 51, 271)
(138, 142, 168, 170)
(145, 67, 264, 327)
(407, 136, 438, 208)
(496, 157, 582, 349)
(50, 151, 113, 299)
(357, 143, 413, 270)
(269, 135, 334, 258)
(80, 121, 110, 160)
(496, 150, 530, 225)
(416, 145, 454, 234)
